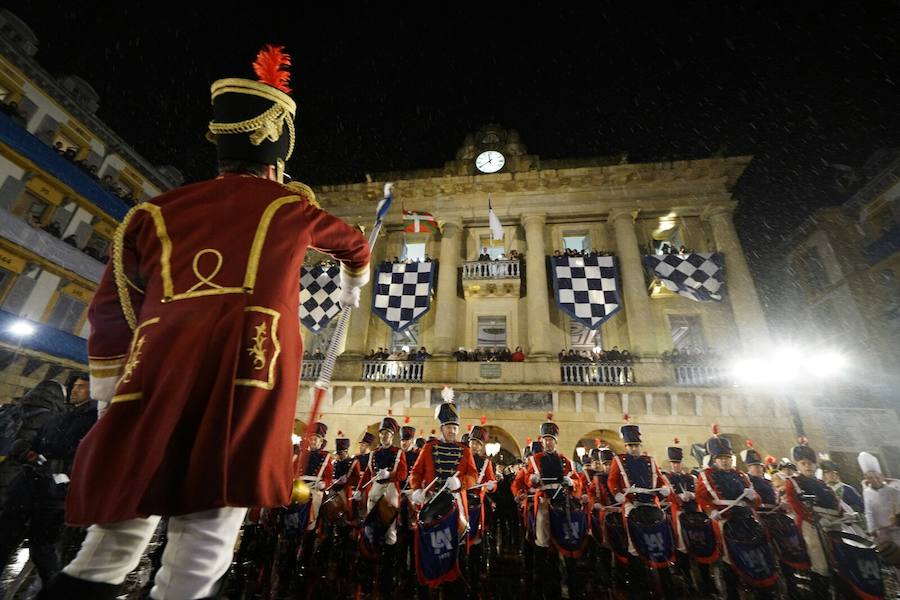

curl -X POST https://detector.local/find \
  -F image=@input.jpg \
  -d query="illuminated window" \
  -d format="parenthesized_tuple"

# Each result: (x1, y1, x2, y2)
(391, 322, 419, 352)
(478, 235, 504, 260)
(1, 264, 40, 315)
(669, 315, 704, 352)
(563, 232, 591, 253)
(13, 190, 49, 223)
(477, 316, 507, 348)
(653, 228, 685, 255)
(402, 242, 426, 262)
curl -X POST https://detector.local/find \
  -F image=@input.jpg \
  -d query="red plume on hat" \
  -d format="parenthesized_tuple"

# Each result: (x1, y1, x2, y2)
(480, 415, 488, 425)
(404, 416, 410, 424)
(526, 437, 532, 444)
(387, 409, 393, 416)
(711, 423, 720, 437)
(765, 455, 777, 466)
(623, 413, 630, 423)
(673, 437, 680, 445)
(594, 437, 602, 448)
(337, 430, 343, 436)
(253, 45, 292, 94)
(467, 424, 473, 432)
(546, 412, 553, 421)
(746, 439, 755, 448)
(797, 435, 808, 445)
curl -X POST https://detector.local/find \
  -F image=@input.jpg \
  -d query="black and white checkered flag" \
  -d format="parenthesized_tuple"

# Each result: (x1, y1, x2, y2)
(372, 262, 435, 332)
(643, 252, 726, 302)
(550, 255, 621, 329)
(300, 264, 342, 332)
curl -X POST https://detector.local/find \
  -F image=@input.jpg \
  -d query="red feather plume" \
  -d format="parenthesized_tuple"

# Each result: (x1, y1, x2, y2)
(467, 424, 473, 432)
(404, 416, 410, 424)
(594, 437, 602, 448)
(430, 429, 436, 435)
(746, 439, 755, 448)
(546, 412, 553, 421)
(765, 455, 777, 465)
(480, 415, 487, 425)
(526, 437, 532, 444)
(623, 413, 630, 423)
(711, 423, 720, 436)
(797, 435, 808, 445)
(337, 430, 343, 436)
(673, 437, 680, 445)
(252, 45, 292, 94)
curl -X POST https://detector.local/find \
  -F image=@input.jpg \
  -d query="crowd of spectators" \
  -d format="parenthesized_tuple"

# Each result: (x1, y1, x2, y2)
(454, 346, 526, 362)
(661, 347, 721, 364)
(50, 142, 139, 207)
(553, 248, 613, 259)
(476, 248, 521, 262)
(25, 214, 110, 264)
(0, 98, 26, 126)
(381, 255, 434, 267)
(558, 346, 634, 363)
(364, 346, 432, 361)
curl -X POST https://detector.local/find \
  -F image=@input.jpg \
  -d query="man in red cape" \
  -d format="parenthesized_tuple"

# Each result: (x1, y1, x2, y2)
(41, 46, 370, 600)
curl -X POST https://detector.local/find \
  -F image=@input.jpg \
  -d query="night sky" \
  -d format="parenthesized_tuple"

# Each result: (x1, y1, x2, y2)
(12, 3, 900, 303)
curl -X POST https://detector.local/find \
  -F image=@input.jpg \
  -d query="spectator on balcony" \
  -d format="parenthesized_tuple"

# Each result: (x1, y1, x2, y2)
(303, 350, 311, 360)
(454, 347, 468, 361)
(1, 100, 26, 126)
(53, 141, 65, 154)
(313, 347, 325, 360)
(414, 347, 432, 361)
(511, 346, 526, 362)
(478, 248, 491, 262)
(606, 346, 623, 362)
(423, 255, 433, 262)
(41, 221, 63, 238)
(83, 245, 102, 261)
(63, 234, 79, 247)
(364, 349, 376, 360)
(621, 349, 634, 363)
(498, 347, 512, 361)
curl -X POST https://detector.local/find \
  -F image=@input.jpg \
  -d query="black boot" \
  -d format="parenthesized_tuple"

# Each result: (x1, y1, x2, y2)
(36, 573, 123, 600)
(810, 573, 831, 597)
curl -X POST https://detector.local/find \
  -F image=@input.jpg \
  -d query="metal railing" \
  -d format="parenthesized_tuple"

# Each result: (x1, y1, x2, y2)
(362, 360, 424, 382)
(560, 362, 633, 386)
(301, 359, 323, 381)
(673, 364, 730, 387)
(462, 260, 521, 279)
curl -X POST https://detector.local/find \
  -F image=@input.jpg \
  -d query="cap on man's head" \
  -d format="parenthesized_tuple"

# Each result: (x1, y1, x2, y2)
(208, 45, 297, 175)
(359, 431, 376, 446)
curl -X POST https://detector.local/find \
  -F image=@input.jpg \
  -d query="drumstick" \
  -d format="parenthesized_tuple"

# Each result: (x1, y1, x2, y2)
(717, 488, 750, 516)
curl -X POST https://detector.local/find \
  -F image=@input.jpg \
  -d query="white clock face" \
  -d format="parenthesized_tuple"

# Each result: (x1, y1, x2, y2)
(475, 150, 505, 173)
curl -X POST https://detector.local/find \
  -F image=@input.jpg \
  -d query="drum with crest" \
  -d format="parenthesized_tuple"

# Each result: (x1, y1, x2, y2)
(321, 489, 349, 524)
(721, 507, 778, 588)
(547, 491, 588, 557)
(627, 504, 675, 568)
(678, 510, 720, 563)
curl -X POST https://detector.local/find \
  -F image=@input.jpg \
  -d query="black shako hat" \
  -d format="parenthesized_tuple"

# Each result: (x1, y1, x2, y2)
(791, 436, 817, 464)
(540, 414, 559, 440)
(667, 438, 684, 462)
(335, 431, 349, 452)
(208, 45, 297, 178)
(435, 386, 459, 426)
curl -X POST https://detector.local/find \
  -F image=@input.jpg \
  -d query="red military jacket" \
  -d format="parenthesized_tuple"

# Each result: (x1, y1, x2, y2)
(68, 175, 370, 525)
(359, 445, 409, 492)
(695, 467, 759, 517)
(409, 439, 478, 492)
(523, 451, 583, 506)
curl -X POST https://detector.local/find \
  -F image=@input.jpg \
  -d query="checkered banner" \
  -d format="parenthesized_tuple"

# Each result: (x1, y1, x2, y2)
(372, 262, 435, 332)
(643, 252, 726, 302)
(550, 255, 621, 330)
(299, 264, 342, 332)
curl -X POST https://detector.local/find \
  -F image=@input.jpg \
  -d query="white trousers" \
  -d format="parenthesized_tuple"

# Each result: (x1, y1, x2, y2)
(63, 507, 247, 600)
(367, 482, 400, 545)
(535, 499, 551, 548)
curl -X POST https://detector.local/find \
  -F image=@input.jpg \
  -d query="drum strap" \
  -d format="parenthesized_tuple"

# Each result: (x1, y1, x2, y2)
(477, 457, 489, 484)
(301, 453, 331, 484)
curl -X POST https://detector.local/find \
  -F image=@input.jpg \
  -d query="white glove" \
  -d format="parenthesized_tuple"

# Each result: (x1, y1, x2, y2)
(486, 481, 496, 492)
(679, 491, 695, 502)
(615, 492, 627, 503)
(658, 486, 671, 498)
(336, 474, 348, 485)
(446, 476, 461, 492)
(351, 490, 362, 501)
(745, 488, 758, 502)
(593, 502, 602, 511)
(562, 476, 574, 488)
(411, 489, 426, 505)
(315, 481, 326, 491)
(376, 468, 391, 481)
(530, 474, 541, 485)
(581, 494, 589, 504)
(338, 285, 362, 309)
(710, 510, 722, 521)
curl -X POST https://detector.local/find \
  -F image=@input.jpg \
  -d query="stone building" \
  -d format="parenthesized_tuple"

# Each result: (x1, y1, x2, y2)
(0, 10, 177, 400)
(298, 124, 817, 467)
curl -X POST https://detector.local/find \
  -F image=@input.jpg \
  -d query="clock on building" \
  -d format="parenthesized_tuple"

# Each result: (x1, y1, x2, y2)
(475, 150, 505, 174)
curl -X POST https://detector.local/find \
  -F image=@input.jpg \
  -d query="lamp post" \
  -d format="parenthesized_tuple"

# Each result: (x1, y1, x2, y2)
(7, 319, 36, 363)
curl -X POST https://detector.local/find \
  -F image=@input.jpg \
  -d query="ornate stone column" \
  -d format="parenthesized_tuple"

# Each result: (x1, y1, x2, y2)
(704, 204, 771, 350)
(522, 214, 554, 358)
(432, 218, 462, 356)
(609, 209, 657, 355)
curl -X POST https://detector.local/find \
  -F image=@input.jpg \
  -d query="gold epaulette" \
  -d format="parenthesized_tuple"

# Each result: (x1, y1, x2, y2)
(282, 181, 320, 209)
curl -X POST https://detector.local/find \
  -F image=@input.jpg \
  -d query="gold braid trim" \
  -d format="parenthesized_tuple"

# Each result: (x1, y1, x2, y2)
(113, 206, 141, 332)
(282, 181, 320, 209)
(208, 104, 296, 161)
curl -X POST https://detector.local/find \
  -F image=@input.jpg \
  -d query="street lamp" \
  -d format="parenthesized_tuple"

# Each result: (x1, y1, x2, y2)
(575, 445, 586, 459)
(485, 441, 501, 457)
(7, 319, 35, 363)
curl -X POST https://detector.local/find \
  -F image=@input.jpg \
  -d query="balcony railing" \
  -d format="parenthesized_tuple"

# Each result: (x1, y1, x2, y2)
(560, 362, 633, 386)
(362, 360, 424, 382)
(673, 364, 731, 387)
(301, 359, 323, 381)
(462, 260, 521, 280)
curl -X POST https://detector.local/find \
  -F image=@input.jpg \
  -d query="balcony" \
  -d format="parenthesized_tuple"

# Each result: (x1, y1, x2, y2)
(863, 222, 900, 266)
(362, 360, 424, 382)
(461, 260, 521, 299)
(673, 364, 731, 387)
(301, 359, 323, 381)
(560, 362, 633, 386)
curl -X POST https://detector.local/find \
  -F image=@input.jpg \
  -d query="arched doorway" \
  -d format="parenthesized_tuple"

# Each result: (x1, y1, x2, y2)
(483, 425, 521, 466)
(573, 429, 623, 462)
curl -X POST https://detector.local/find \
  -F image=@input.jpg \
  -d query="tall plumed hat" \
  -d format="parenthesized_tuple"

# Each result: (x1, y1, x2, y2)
(470, 416, 490, 443)
(359, 431, 376, 446)
(380, 410, 399, 434)
(790, 436, 817, 464)
(335, 430, 350, 452)
(540, 413, 559, 440)
(401, 416, 416, 441)
(667, 438, 684, 462)
(208, 45, 297, 175)
(620, 414, 641, 444)
(435, 386, 459, 426)
(739, 440, 763, 466)
(705, 424, 733, 458)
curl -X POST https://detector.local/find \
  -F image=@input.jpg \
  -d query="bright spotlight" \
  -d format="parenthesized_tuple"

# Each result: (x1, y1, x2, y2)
(576, 446, 586, 458)
(730, 358, 765, 384)
(7, 320, 35, 337)
(806, 350, 847, 377)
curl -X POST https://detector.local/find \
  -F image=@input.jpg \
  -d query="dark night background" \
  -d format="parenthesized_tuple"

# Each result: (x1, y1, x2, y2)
(11, 2, 900, 304)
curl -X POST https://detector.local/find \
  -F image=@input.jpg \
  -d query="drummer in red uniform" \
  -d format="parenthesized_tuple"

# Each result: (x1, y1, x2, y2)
(465, 418, 497, 596)
(42, 45, 370, 600)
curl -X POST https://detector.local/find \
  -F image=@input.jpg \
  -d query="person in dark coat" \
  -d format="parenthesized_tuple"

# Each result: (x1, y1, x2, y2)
(0, 378, 69, 585)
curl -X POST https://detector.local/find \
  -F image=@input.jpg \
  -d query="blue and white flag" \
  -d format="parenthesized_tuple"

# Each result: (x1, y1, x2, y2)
(299, 264, 342, 332)
(550, 255, 621, 330)
(372, 261, 435, 332)
(643, 252, 726, 302)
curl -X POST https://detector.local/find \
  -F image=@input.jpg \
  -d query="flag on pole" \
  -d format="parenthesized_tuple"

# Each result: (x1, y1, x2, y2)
(403, 210, 440, 234)
(375, 183, 393, 223)
(488, 194, 503, 241)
